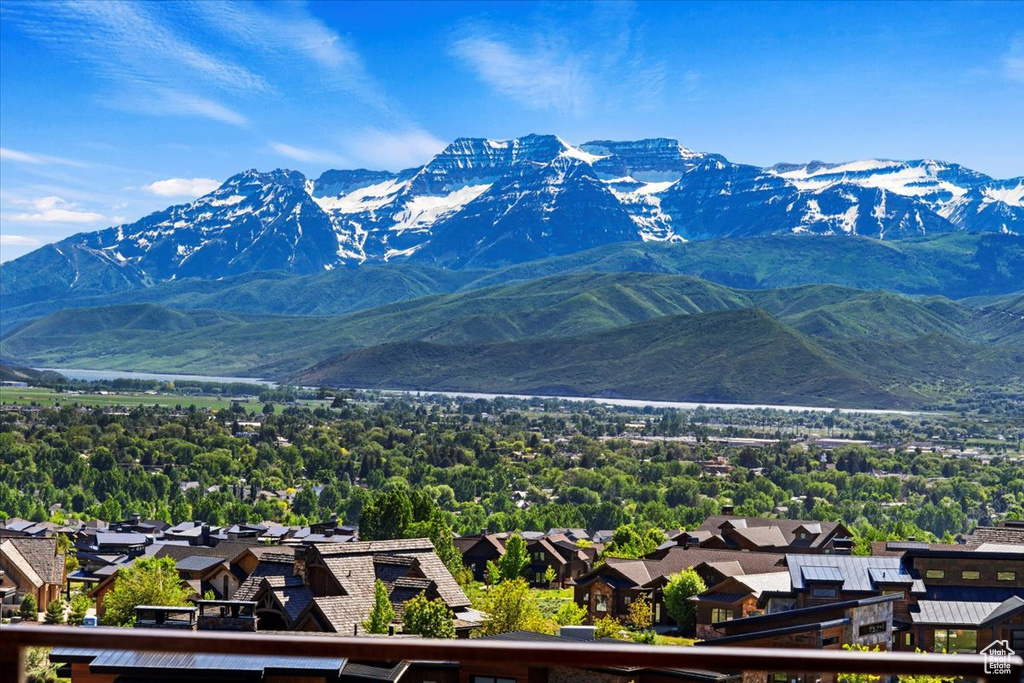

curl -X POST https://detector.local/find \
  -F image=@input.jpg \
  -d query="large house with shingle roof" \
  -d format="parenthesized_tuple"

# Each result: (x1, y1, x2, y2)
(456, 532, 594, 587)
(678, 515, 851, 554)
(234, 539, 480, 636)
(0, 536, 66, 616)
(573, 546, 786, 626)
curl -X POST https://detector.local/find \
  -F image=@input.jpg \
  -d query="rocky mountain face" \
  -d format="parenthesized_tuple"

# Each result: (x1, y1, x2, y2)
(2, 134, 1021, 305)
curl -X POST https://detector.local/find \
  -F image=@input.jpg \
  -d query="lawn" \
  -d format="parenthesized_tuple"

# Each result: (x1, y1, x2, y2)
(0, 386, 237, 410)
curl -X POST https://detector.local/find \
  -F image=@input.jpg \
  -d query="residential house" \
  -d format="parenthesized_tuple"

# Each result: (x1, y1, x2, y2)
(456, 532, 594, 588)
(691, 572, 792, 639)
(233, 539, 480, 636)
(679, 515, 852, 555)
(0, 536, 66, 617)
(697, 595, 900, 683)
(574, 546, 786, 627)
(900, 547, 1024, 653)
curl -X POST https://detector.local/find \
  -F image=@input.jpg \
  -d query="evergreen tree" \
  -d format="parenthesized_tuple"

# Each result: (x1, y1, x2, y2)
(44, 599, 66, 625)
(19, 594, 37, 621)
(362, 579, 395, 634)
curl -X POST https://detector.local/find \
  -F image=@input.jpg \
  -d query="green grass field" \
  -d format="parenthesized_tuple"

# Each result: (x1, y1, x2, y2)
(0, 386, 238, 410)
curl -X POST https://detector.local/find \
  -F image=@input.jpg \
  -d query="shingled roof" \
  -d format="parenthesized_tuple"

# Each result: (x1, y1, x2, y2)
(967, 524, 1024, 546)
(2, 537, 65, 585)
(579, 547, 786, 590)
(315, 539, 469, 609)
(694, 515, 848, 551)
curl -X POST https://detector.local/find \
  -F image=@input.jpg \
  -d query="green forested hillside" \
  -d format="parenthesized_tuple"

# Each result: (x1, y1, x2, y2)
(294, 308, 905, 407)
(3, 271, 1021, 407)
(2, 233, 1021, 335)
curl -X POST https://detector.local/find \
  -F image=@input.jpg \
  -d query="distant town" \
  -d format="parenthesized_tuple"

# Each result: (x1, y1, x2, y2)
(1, 379, 1022, 681)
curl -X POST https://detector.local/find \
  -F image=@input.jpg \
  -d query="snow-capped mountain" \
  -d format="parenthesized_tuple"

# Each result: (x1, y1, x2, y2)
(3, 134, 1021, 302)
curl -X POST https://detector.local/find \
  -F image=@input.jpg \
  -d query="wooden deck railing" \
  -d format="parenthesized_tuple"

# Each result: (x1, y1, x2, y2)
(1, 625, 1021, 683)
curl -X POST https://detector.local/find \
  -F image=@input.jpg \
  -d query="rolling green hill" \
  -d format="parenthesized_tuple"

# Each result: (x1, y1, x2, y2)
(2, 233, 1021, 335)
(3, 271, 1021, 407)
(289, 309, 911, 407)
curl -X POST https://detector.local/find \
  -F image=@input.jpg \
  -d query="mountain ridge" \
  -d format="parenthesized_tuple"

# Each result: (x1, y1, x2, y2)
(2, 135, 1021, 314)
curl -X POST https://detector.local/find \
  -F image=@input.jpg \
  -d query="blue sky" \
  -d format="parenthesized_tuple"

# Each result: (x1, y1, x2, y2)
(1, 0, 1022, 262)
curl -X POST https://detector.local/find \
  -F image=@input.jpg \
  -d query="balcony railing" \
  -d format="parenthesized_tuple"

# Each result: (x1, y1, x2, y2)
(1, 625, 1021, 683)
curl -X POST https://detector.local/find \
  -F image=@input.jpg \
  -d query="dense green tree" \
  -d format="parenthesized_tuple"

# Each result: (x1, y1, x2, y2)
(102, 557, 191, 627)
(401, 594, 455, 639)
(359, 489, 413, 541)
(497, 534, 529, 582)
(663, 569, 706, 633)
(478, 578, 551, 636)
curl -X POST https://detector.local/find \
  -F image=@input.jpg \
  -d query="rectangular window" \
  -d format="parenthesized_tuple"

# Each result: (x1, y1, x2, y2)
(925, 569, 944, 579)
(711, 607, 734, 623)
(811, 587, 837, 598)
(998, 571, 1016, 581)
(904, 633, 913, 646)
(859, 621, 887, 636)
(961, 570, 980, 580)
(623, 596, 632, 606)
(822, 635, 840, 646)
(934, 628, 977, 654)
(595, 594, 607, 612)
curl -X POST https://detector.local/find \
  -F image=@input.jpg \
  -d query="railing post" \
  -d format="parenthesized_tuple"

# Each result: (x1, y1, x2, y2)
(0, 636, 24, 683)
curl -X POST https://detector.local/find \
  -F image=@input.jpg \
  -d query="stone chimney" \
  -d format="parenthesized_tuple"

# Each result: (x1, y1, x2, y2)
(294, 545, 308, 583)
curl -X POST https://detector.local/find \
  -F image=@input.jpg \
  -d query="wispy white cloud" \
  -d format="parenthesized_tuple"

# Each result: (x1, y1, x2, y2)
(143, 177, 221, 198)
(0, 234, 42, 247)
(6, 196, 105, 224)
(4, 0, 267, 126)
(1004, 35, 1024, 83)
(451, 36, 586, 114)
(190, 1, 383, 106)
(449, 5, 669, 115)
(270, 142, 347, 166)
(0, 147, 93, 168)
(340, 128, 447, 170)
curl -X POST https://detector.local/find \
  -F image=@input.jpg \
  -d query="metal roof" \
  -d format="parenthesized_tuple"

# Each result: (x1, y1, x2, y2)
(800, 566, 844, 583)
(787, 554, 916, 592)
(52, 649, 346, 676)
(981, 596, 1024, 628)
(911, 600, 1002, 626)
(96, 532, 147, 546)
(174, 555, 225, 572)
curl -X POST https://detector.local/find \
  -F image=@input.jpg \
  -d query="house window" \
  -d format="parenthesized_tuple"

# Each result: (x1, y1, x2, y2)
(998, 571, 1016, 581)
(595, 594, 607, 612)
(811, 587, 837, 598)
(961, 570, 980, 580)
(798, 532, 807, 540)
(655, 602, 661, 622)
(623, 596, 632, 606)
(934, 628, 977, 653)
(859, 621, 887, 636)
(904, 632, 913, 647)
(822, 635, 840, 646)
(711, 607, 734, 623)
(535, 572, 544, 584)
(925, 569, 944, 579)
